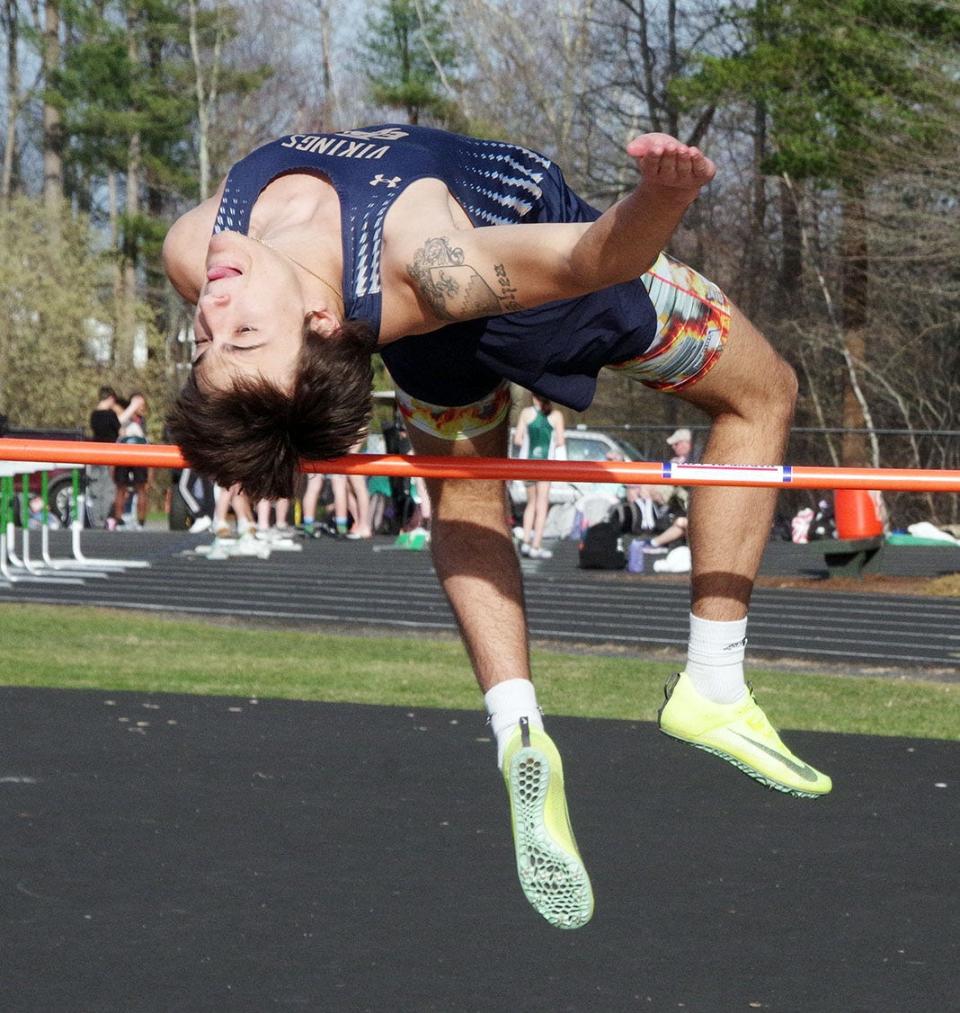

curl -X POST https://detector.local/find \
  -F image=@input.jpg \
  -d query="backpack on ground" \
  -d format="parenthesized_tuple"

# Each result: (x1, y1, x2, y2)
(578, 520, 626, 570)
(609, 500, 641, 535)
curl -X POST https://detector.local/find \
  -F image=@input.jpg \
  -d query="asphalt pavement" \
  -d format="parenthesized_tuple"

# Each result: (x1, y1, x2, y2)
(1, 687, 957, 1011)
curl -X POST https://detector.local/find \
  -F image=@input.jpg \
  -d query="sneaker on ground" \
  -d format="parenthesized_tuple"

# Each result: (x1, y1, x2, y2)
(528, 546, 553, 559)
(501, 717, 594, 929)
(189, 515, 213, 535)
(267, 535, 302, 552)
(256, 526, 301, 547)
(196, 536, 233, 560)
(519, 542, 531, 557)
(230, 531, 271, 559)
(658, 672, 832, 798)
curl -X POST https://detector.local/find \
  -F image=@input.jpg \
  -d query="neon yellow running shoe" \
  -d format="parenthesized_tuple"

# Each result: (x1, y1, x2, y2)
(501, 717, 594, 929)
(658, 673, 832, 798)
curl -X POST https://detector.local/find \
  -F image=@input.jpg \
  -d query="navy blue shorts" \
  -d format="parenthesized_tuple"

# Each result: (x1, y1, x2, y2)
(379, 162, 659, 415)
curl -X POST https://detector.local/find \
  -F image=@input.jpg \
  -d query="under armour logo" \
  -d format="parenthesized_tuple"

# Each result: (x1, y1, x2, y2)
(370, 174, 401, 188)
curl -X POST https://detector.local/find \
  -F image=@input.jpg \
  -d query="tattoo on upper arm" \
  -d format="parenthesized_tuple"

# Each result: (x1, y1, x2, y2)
(493, 264, 523, 313)
(407, 237, 521, 320)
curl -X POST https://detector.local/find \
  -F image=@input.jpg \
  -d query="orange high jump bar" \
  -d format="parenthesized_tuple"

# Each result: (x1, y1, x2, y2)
(2, 438, 959, 492)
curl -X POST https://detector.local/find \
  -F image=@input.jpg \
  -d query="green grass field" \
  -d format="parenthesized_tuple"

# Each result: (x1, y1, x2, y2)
(1, 602, 957, 740)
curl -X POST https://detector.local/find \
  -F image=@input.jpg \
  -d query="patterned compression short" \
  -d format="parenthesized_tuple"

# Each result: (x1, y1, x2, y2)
(396, 253, 731, 441)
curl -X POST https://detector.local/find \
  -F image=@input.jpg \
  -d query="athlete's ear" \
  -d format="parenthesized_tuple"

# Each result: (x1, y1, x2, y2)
(306, 308, 341, 338)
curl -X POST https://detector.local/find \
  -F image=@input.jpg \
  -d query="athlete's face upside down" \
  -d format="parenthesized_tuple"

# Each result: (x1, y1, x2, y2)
(191, 230, 339, 394)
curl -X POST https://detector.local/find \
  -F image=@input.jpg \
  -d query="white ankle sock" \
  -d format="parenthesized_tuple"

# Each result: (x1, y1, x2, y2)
(684, 612, 749, 705)
(484, 678, 544, 767)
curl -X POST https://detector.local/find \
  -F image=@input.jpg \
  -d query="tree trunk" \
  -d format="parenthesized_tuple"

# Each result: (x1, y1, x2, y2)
(315, 0, 336, 127)
(839, 178, 869, 466)
(665, 0, 679, 136)
(107, 169, 122, 364)
(778, 176, 803, 314)
(741, 99, 767, 316)
(1, 0, 20, 205)
(188, 0, 211, 200)
(42, 0, 62, 216)
(117, 9, 142, 370)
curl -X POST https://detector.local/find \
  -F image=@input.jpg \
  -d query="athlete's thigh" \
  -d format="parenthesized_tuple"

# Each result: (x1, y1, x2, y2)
(406, 419, 510, 520)
(672, 303, 796, 419)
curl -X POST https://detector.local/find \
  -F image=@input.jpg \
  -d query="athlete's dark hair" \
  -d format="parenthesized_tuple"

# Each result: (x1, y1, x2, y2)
(167, 315, 376, 501)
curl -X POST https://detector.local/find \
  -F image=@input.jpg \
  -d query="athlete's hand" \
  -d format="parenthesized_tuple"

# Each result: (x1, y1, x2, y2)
(626, 133, 716, 194)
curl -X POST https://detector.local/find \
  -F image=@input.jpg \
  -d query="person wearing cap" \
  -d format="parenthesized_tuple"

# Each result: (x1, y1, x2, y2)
(666, 427, 694, 464)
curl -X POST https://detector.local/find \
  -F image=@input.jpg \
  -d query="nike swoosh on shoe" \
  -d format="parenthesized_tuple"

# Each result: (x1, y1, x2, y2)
(731, 732, 820, 782)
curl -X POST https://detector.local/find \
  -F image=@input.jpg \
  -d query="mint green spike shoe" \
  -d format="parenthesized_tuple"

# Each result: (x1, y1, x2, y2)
(501, 718, 594, 929)
(658, 673, 832, 798)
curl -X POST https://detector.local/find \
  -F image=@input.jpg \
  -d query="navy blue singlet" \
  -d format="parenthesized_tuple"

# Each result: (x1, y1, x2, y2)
(214, 124, 658, 411)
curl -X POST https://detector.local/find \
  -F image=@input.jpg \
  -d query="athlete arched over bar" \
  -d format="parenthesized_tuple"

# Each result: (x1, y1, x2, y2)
(163, 123, 831, 930)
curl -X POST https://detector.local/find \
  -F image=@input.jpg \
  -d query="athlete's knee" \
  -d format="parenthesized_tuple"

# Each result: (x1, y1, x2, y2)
(765, 353, 798, 422)
(728, 315, 797, 423)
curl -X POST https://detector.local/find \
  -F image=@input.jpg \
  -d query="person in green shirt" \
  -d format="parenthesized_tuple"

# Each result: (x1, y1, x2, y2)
(513, 395, 566, 559)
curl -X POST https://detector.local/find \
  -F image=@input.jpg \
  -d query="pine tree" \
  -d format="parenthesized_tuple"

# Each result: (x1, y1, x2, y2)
(360, 0, 462, 126)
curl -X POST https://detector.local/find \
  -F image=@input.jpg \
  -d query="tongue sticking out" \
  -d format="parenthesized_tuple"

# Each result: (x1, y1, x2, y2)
(207, 265, 242, 281)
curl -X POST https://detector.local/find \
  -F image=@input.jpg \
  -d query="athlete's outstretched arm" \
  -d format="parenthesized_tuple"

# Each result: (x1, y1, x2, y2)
(390, 134, 715, 335)
(568, 134, 716, 287)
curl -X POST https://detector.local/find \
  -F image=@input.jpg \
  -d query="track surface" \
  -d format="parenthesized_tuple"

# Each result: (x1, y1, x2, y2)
(2, 537, 958, 1009)
(1, 530, 959, 672)
(1, 687, 956, 1012)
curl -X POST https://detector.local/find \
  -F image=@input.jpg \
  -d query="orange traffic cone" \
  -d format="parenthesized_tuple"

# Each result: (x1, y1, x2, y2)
(834, 489, 884, 539)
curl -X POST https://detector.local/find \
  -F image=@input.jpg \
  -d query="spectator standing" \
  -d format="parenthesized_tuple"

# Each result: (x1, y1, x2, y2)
(87, 386, 121, 528)
(340, 467, 373, 539)
(256, 497, 294, 541)
(300, 474, 335, 537)
(112, 394, 151, 529)
(164, 420, 215, 533)
(300, 440, 372, 539)
(194, 483, 259, 558)
(514, 395, 566, 559)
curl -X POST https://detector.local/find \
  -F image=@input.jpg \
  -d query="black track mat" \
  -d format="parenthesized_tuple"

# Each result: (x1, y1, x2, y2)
(1, 687, 956, 1012)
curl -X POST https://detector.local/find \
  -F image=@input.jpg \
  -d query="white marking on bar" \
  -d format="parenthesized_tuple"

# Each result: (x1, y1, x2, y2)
(670, 464, 787, 485)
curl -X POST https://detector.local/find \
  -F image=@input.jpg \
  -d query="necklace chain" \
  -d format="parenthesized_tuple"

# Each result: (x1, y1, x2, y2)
(250, 235, 344, 313)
